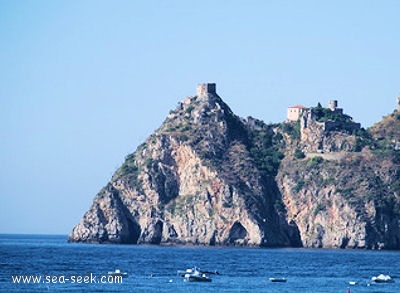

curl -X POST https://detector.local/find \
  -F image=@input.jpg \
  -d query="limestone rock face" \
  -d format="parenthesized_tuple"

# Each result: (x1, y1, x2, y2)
(69, 185, 141, 244)
(300, 110, 357, 153)
(277, 153, 400, 249)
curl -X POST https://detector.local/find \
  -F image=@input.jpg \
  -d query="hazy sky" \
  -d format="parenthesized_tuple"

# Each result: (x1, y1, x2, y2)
(1, 1, 399, 234)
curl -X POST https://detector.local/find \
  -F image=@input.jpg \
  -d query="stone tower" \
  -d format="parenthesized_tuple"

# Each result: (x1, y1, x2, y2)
(197, 83, 216, 96)
(329, 100, 338, 111)
(397, 96, 400, 112)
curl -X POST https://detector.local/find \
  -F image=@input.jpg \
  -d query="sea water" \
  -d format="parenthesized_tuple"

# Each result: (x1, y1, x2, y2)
(1, 234, 400, 292)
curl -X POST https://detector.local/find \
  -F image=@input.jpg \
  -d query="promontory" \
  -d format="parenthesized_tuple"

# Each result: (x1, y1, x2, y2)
(69, 84, 400, 249)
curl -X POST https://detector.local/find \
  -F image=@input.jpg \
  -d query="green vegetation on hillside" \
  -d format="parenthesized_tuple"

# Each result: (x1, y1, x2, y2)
(311, 102, 353, 123)
(247, 126, 284, 177)
(280, 121, 300, 140)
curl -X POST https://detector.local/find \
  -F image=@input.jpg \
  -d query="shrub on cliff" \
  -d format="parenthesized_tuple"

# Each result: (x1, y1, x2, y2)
(280, 121, 300, 140)
(294, 148, 306, 159)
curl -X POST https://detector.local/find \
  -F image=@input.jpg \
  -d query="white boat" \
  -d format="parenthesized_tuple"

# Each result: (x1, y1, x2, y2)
(178, 267, 212, 282)
(184, 271, 212, 282)
(107, 269, 128, 278)
(177, 267, 220, 277)
(371, 274, 394, 283)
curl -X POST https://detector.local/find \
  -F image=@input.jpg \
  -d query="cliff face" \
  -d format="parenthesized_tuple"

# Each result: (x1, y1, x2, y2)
(276, 107, 400, 249)
(277, 153, 400, 249)
(69, 86, 400, 249)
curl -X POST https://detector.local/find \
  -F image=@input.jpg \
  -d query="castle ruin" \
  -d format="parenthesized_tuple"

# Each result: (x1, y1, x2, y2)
(286, 100, 361, 153)
(197, 83, 216, 96)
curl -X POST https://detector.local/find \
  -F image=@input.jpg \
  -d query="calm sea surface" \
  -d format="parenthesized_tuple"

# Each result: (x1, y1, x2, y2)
(1, 234, 400, 292)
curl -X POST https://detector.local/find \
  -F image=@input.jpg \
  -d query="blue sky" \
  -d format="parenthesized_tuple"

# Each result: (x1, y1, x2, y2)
(1, 1, 399, 234)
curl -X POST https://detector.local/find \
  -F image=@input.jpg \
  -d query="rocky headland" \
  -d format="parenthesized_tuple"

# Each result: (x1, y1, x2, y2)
(69, 84, 400, 249)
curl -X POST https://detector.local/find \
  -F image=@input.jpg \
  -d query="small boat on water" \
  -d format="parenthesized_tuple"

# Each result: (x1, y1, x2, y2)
(178, 267, 213, 282)
(371, 274, 394, 283)
(184, 271, 212, 283)
(107, 269, 128, 278)
(269, 277, 287, 283)
(177, 267, 220, 277)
